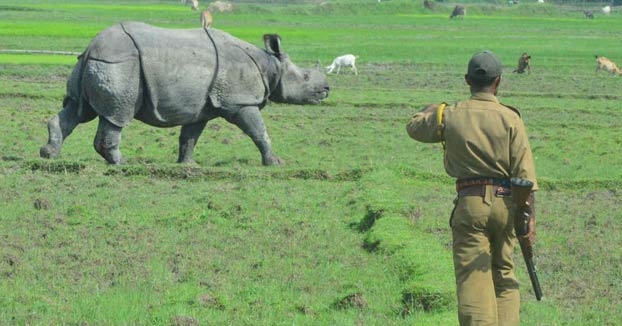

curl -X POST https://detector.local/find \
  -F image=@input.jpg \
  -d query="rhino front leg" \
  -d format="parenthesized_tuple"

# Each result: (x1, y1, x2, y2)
(229, 106, 284, 166)
(93, 117, 125, 165)
(40, 100, 81, 159)
(177, 120, 207, 164)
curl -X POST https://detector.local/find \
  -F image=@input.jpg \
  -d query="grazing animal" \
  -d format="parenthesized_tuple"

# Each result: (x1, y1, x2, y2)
(450, 5, 466, 19)
(602, 5, 611, 15)
(537, 0, 544, 3)
(326, 54, 359, 75)
(583, 10, 594, 19)
(200, 10, 212, 28)
(423, 0, 435, 9)
(513, 52, 531, 74)
(208, 1, 234, 13)
(39, 22, 330, 166)
(595, 55, 622, 76)
(181, 0, 199, 10)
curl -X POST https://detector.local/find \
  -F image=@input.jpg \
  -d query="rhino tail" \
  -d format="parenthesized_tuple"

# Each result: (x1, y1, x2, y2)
(66, 50, 97, 123)
(76, 51, 90, 120)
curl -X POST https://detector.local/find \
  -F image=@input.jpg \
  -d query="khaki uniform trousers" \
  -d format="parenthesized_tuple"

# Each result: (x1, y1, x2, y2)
(450, 185, 520, 326)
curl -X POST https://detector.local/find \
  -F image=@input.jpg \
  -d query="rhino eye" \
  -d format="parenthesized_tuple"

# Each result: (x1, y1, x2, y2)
(303, 73, 310, 81)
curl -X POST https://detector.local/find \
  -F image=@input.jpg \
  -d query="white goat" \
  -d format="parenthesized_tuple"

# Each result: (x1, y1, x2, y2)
(326, 54, 359, 75)
(602, 5, 611, 15)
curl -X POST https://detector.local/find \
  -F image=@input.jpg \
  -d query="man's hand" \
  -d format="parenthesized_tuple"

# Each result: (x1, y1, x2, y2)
(518, 213, 536, 247)
(517, 194, 536, 247)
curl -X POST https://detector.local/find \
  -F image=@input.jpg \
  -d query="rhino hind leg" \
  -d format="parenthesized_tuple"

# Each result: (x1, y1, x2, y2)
(93, 117, 125, 164)
(40, 98, 92, 159)
(228, 106, 284, 166)
(177, 120, 208, 164)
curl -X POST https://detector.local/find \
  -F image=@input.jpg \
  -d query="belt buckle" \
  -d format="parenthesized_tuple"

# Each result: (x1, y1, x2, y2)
(495, 186, 511, 197)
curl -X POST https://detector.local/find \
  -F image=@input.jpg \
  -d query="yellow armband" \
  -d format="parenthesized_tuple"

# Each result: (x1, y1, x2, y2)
(436, 102, 447, 150)
(436, 102, 447, 139)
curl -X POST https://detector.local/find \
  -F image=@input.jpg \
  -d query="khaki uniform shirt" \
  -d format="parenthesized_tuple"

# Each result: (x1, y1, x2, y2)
(406, 92, 538, 190)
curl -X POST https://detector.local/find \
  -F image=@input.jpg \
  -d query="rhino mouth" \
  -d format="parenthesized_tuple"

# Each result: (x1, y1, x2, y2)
(310, 88, 329, 104)
(307, 91, 328, 105)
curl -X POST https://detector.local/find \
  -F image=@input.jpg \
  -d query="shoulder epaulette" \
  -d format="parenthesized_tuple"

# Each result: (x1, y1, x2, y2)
(500, 103, 521, 117)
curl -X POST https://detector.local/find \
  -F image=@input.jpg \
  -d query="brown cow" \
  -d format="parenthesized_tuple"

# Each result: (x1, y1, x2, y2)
(200, 10, 212, 28)
(513, 52, 531, 74)
(450, 5, 466, 19)
(595, 56, 622, 76)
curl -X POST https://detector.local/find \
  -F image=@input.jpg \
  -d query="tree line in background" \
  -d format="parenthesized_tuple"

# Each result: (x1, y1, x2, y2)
(227, 0, 618, 4)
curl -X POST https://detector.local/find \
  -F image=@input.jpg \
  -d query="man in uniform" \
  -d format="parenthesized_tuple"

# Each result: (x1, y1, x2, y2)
(406, 51, 538, 326)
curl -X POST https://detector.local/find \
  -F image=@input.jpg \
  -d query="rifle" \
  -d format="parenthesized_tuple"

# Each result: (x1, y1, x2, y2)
(510, 177, 543, 301)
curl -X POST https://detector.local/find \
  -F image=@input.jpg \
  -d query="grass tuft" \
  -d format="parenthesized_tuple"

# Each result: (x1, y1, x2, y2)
(401, 284, 454, 315)
(332, 292, 369, 310)
(25, 160, 86, 173)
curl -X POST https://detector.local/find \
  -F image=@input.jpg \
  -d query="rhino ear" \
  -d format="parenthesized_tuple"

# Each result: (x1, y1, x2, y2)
(263, 34, 282, 56)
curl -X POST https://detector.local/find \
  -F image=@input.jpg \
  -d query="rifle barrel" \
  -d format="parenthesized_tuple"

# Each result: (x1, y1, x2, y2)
(521, 244, 543, 301)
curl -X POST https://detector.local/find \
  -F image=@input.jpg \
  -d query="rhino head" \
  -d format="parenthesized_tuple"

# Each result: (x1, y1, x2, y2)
(263, 34, 329, 105)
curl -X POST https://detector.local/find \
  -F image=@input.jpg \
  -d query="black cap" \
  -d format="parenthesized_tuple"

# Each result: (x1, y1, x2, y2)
(467, 51, 503, 80)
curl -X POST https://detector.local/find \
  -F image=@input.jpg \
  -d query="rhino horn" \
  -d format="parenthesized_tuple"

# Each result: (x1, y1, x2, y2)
(263, 34, 282, 56)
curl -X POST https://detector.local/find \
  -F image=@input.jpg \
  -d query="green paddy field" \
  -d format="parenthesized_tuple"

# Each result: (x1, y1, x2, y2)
(1, 0, 621, 325)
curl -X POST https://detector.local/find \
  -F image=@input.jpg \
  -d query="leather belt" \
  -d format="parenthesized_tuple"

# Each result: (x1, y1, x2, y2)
(456, 178, 512, 197)
(455, 177, 510, 192)
(457, 184, 512, 197)
(457, 185, 485, 197)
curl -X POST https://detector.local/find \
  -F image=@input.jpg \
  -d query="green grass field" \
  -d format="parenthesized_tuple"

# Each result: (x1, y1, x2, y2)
(1, 0, 621, 325)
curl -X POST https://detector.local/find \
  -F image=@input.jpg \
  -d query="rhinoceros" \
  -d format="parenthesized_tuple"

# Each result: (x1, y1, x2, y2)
(40, 22, 329, 165)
